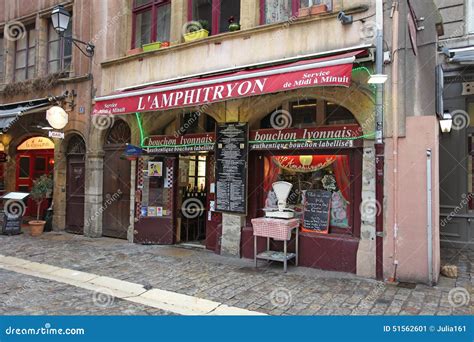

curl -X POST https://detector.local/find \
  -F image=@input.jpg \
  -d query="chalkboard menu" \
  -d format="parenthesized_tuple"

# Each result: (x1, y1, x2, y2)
(215, 123, 248, 214)
(303, 190, 332, 233)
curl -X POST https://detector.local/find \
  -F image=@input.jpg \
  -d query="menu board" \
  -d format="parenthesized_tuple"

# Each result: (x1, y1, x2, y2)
(215, 123, 248, 214)
(1, 213, 22, 235)
(303, 190, 332, 233)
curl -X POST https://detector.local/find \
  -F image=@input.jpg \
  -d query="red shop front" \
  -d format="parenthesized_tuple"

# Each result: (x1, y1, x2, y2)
(243, 124, 363, 273)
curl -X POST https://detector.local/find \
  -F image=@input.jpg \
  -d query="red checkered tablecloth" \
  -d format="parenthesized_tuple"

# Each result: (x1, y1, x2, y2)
(251, 218, 300, 241)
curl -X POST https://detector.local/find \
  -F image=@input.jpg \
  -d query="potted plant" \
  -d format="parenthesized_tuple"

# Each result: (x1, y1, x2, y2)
(161, 41, 170, 48)
(142, 41, 162, 52)
(184, 19, 209, 42)
(228, 16, 240, 31)
(29, 174, 53, 237)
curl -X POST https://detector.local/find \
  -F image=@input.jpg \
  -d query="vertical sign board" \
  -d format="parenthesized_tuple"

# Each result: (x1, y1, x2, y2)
(303, 190, 332, 233)
(215, 123, 248, 214)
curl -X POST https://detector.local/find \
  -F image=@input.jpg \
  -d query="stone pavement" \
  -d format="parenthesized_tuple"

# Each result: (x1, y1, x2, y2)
(0, 232, 472, 316)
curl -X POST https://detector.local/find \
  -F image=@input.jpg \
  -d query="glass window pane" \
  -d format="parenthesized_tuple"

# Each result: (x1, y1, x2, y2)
(19, 157, 30, 178)
(27, 66, 34, 78)
(15, 50, 26, 68)
(28, 29, 36, 47)
(198, 161, 206, 177)
(48, 24, 59, 41)
(49, 60, 59, 73)
(63, 56, 72, 70)
(192, 0, 213, 31)
(135, 0, 151, 7)
(49, 40, 59, 61)
(264, 0, 292, 24)
(156, 3, 171, 42)
(35, 157, 46, 172)
(28, 47, 35, 66)
(15, 68, 26, 81)
(220, 0, 240, 33)
(134, 10, 152, 47)
(16, 35, 27, 50)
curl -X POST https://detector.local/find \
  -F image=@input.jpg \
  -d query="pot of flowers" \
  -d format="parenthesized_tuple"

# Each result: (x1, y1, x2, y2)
(310, 4, 328, 15)
(228, 16, 240, 31)
(28, 175, 53, 237)
(298, 7, 311, 17)
(142, 41, 162, 52)
(184, 20, 209, 42)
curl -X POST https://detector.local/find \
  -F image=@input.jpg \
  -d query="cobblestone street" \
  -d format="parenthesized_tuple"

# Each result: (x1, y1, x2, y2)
(0, 232, 472, 316)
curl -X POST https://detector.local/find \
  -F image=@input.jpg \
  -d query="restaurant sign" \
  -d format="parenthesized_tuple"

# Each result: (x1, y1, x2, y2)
(93, 54, 357, 116)
(249, 125, 363, 150)
(142, 125, 362, 154)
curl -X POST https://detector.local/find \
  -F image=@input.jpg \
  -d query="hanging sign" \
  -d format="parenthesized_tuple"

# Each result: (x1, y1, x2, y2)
(215, 123, 248, 214)
(48, 131, 65, 139)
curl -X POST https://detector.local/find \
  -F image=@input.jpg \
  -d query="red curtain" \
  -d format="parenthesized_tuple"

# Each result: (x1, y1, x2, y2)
(332, 155, 350, 201)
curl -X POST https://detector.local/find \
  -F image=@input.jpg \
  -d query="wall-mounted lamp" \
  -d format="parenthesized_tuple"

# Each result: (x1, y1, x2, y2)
(337, 11, 353, 25)
(368, 74, 388, 84)
(51, 5, 94, 58)
(439, 112, 452, 133)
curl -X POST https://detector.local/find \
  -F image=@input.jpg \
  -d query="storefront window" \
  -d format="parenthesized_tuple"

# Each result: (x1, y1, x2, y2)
(132, 0, 171, 48)
(141, 158, 172, 217)
(15, 25, 35, 81)
(263, 154, 351, 230)
(48, 22, 72, 73)
(189, 0, 241, 34)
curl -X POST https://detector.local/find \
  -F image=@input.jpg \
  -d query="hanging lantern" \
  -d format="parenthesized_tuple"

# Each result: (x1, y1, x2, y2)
(46, 106, 69, 130)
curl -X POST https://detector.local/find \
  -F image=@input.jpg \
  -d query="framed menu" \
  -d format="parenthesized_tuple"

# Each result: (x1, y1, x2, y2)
(215, 122, 248, 214)
(303, 190, 332, 233)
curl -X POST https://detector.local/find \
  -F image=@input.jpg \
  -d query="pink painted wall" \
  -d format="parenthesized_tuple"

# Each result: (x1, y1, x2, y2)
(384, 116, 440, 284)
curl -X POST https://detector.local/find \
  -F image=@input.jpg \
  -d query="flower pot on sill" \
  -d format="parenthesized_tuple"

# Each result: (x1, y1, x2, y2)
(310, 4, 328, 15)
(142, 42, 162, 52)
(161, 41, 170, 48)
(183, 29, 209, 43)
(299, 7, 311, 17)
(29, 220, 46, 237)
(126, 47, 143, 56)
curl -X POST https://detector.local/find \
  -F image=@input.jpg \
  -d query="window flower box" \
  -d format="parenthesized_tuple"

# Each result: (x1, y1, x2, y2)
(126, 47, 143, 56)
(299, 7, 311, 17)
(310, 4, 328, 15)
(142, 42, 162, 52)
(183, 29, 209, 42)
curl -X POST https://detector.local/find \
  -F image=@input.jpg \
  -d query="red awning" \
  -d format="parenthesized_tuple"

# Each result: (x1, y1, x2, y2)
(93, 50, 365, 116)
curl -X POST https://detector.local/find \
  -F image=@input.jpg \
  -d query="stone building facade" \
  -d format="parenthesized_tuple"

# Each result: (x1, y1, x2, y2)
(1, 0, 448, 284)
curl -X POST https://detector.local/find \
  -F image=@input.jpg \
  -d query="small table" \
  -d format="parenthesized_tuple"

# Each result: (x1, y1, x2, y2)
(251, 217, 299, 272)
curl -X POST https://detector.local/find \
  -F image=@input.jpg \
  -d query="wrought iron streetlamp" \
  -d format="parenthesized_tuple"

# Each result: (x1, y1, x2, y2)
(50, 5, 94, 58)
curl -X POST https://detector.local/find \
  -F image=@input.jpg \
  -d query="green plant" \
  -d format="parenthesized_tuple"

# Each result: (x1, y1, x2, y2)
(189, 19, 209, 32)
(30, 175, 53, 220)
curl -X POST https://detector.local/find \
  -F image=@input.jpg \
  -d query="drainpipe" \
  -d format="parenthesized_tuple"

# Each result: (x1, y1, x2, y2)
(374, 0, 385, 280)
(389, 1, 400, 283)
(426, 149, 433, 285)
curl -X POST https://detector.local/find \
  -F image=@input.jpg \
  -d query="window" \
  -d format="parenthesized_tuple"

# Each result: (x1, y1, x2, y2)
(468, 0, 474, 34)
(0, 36, 4, 82)
(260, 0, 332, 24)
(48, 22, 72, 73)
(188, 0, 241, 35)
(132, 0, 171, 48)
(15, 25, 36, 81)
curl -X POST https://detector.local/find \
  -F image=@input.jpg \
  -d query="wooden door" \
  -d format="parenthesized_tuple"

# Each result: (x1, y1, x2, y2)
(102, 120, 131, 239)
(66, 136, 86, 234)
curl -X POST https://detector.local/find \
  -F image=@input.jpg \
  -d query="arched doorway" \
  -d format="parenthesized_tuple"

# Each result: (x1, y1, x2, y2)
(102, 119, 131, 239)
(65, 135, 86, 234)
(16, 136, 54, 218)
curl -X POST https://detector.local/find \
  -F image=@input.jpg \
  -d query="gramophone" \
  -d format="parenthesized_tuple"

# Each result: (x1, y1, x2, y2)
(264, 181, 295, 219)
